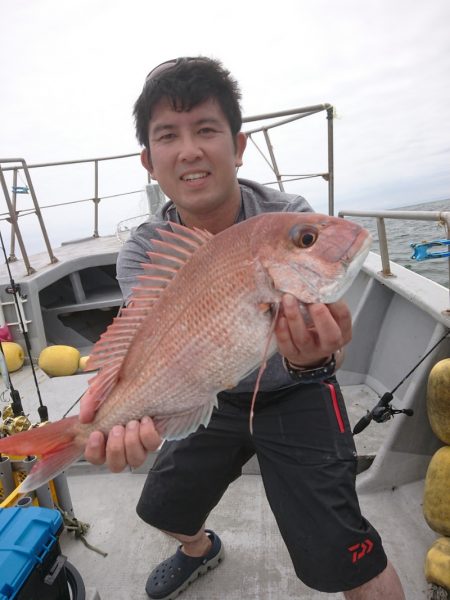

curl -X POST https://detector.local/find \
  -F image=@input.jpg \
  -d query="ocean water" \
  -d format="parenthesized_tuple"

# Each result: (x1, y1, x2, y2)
(348, 198, 449, 288)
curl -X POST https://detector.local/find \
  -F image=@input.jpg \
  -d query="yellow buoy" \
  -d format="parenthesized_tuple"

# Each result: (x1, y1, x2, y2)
(425, 536, 450, 591)
(78, 355, 91, 371)
(427, 358, 450, 444)
(38, 345, 81, 377)
(1, 341, 25, 372)
(423, 446, 450, 536)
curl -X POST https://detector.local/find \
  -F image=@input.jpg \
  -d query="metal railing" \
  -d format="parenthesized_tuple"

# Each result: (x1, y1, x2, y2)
(0, 105, 334, 275)
(338, 209, 450, 291)
(243, 104, 334, 215)
(0, 153, 142, 274)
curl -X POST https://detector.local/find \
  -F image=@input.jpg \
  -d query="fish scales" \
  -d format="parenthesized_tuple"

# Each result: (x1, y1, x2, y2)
(88, 219, 274, 433)
(0, 212, 371, 492)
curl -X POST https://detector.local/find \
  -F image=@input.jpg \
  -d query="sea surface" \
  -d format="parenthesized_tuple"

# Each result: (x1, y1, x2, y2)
(348, 198, 449, 288)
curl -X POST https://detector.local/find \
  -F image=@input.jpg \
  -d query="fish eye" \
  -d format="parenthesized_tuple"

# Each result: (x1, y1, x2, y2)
(289, 225, 319, 248)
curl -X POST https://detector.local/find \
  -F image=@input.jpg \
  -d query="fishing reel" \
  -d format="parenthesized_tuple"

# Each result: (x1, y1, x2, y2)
(0, 404, 32, 436)
(353, 332, 449, 436)
(353, 392, 414, 435)
(0, 415, 32, 436)
(5, 281, 26, 299)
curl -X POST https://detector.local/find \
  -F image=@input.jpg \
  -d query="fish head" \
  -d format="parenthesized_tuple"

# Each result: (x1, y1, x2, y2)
(252, 212, 372, 304)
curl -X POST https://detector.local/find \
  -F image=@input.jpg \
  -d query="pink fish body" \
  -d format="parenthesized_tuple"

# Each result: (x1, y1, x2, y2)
(0, 213, 371, 491)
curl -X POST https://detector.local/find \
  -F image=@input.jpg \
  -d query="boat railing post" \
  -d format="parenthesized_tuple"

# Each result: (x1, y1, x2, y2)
(262, 129, 284, 192)
(8, 168, 18, 262)
(93, 159, 99, 238)
(442, 212, 450, 313)
(376, 217, 393, 277)
(327, 106, 334, 216)
(0, 162, 35, 275)
(21, 160, 58, 265)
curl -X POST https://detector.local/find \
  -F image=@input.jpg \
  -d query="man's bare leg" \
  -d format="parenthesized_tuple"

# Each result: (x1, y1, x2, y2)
(162, 527, 212, 557)
(343, 562, 405, 599)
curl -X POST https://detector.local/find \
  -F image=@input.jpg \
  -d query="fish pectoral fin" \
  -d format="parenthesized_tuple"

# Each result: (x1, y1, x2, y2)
(153, 398, 217, 441)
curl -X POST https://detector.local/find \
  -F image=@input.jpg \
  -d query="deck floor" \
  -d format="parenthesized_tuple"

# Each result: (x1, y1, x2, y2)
(3, 368, 437, 599)
(61, 470, 435, 600)
(0, 234, 121, 286)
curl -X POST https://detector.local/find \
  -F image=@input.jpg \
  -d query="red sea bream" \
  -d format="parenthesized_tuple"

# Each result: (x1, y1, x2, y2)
(0, 212, 371, 491)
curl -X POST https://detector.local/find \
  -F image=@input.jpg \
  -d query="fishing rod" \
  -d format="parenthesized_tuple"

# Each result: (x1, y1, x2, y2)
(0, 229, 48, 422)
(353, 330, 449, 435)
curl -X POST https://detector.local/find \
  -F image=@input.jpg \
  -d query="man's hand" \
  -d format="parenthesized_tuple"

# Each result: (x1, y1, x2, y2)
(275, 294, 351, 368)
(79, 391, 161, 472)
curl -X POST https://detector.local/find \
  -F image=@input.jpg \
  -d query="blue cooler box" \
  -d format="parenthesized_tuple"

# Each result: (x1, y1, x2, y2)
(0, 506, 70, 600)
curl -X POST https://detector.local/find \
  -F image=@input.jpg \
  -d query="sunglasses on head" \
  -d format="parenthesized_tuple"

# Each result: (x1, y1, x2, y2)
(145, 57, 209, 82)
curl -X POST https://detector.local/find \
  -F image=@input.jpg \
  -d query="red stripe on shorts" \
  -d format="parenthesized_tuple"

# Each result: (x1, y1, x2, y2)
(326, 382, 345, 433)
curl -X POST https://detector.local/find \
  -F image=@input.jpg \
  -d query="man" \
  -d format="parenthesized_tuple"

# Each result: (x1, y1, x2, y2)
(81, 57, 405, 599)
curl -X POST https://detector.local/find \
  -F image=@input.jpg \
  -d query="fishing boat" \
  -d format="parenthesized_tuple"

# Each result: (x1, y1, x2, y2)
(0, 105, 449, 599)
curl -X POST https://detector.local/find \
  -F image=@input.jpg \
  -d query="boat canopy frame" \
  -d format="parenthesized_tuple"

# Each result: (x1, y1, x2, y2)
(0, 104, 335, 275)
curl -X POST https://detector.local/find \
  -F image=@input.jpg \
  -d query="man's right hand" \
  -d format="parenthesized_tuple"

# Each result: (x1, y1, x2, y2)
(80, 392, 162, 472)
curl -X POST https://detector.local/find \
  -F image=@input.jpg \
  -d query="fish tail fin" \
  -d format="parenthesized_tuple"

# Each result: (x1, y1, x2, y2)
(19, 445, 83, 493)
(0, 416, 83, 492)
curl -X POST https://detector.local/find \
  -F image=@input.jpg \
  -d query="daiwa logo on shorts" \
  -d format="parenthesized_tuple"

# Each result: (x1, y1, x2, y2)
(348, 538, 374, 563)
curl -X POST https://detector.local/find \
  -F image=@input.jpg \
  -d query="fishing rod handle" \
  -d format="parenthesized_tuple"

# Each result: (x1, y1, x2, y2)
(353, 412, 373, 435)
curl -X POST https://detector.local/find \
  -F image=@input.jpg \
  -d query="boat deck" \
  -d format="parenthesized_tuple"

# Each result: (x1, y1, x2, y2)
(0, 234, 122, 286)
(1, 233, 448, 598)
(6, 366, 436, 599)
(61, 471, 434, 600)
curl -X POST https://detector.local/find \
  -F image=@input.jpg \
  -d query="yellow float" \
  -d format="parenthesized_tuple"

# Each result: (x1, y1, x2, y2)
(1, 341, 25, 372)
(427, 358, 450, 444)
(425, 536, 450, 591)
(38, 345, 81, 377)
(78, 355, 91, 371)
(423, 446, 450, 536)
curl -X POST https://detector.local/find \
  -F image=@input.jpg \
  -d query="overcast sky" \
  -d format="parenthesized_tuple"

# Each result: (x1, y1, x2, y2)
(1, 0, 449, 251)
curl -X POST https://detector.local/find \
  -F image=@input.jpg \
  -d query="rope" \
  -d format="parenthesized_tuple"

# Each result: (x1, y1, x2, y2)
(57, 507, 108, 557)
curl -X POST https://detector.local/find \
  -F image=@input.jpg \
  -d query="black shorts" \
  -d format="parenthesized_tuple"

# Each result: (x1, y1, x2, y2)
(136, 380, 388, 593)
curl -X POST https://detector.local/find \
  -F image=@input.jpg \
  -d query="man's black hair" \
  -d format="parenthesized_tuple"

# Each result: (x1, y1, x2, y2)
(133, 57, 242, 150)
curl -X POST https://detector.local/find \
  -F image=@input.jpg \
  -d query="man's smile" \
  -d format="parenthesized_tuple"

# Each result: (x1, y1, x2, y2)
(180, 171, 210, 182)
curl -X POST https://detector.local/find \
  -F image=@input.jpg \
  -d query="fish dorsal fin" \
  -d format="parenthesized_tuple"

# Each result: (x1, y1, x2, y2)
(167, 222, 214, 244)
(131, 223, 213, 301)
(84, 222, 213, 410)
(85, 304, 152, 398)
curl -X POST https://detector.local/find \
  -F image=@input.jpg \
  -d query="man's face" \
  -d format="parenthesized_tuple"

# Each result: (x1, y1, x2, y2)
(142, 97, 246, 221)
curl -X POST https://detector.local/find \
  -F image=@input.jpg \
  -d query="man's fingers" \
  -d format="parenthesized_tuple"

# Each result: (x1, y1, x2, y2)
(308, 304, 344, 350)
(79, 390, 97, 424)
(327, 301, 352, 345)
(105, 426, 127, 472)
(277, 295, 309, 347)
(281, 294, 303, 321)
(83, 418, 161, 471)
(123, 417, 161, 469)
(124, 420, 148, 468)
(275, 314, 295, 347)
(276, 295, 352, 367)
(84, 431, 106, 465)
(140, 416, 162, 452)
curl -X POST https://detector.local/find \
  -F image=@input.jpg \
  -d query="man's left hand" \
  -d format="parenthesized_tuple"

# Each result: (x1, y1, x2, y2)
(275, 294, 351, 368)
